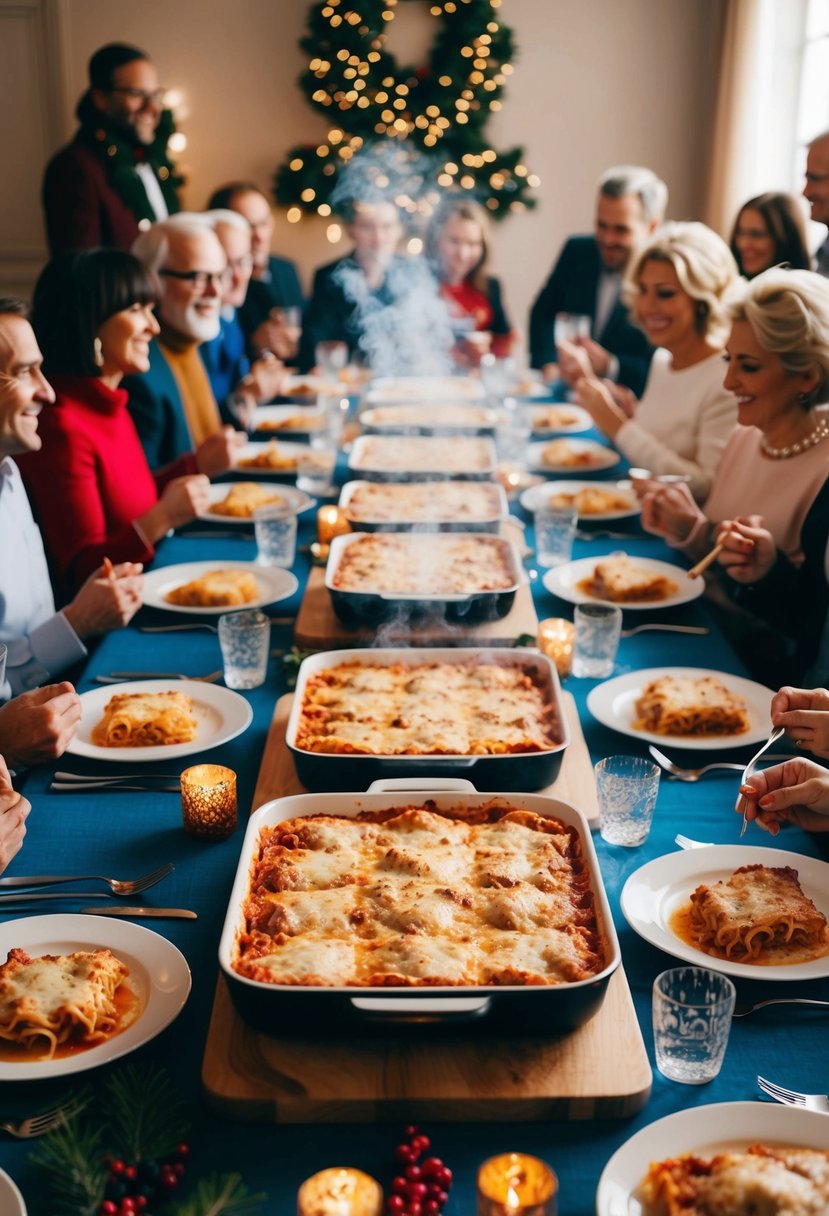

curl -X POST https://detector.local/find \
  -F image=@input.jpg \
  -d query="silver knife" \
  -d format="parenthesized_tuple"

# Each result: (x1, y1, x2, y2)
(80, 906, 197, 919)
(0, 891, 111, 903)
(50, 782, 180, 793)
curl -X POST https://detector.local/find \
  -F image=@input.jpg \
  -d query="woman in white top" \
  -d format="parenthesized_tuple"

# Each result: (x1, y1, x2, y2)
(576, 222, 739, 503)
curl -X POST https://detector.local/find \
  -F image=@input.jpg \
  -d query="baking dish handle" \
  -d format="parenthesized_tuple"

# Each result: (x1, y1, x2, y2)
(366, 778, 478, 793)
(350, 996, 491, 1024)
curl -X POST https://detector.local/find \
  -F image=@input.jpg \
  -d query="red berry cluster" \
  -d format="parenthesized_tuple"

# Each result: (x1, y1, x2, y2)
(99, 1143, 189, 1215)
(386, 1125, 452, 1216)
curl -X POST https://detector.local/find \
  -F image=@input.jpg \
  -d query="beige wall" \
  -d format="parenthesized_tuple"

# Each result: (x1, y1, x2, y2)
(7, 0, 725, 334)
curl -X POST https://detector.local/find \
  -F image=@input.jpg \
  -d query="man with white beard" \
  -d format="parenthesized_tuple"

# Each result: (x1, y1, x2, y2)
(125, 214, 243, 474)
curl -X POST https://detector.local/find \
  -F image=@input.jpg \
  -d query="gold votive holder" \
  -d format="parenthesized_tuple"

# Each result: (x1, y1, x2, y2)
(537, 618, 576, 679)
(477, 1153, 557, 1215)
(317, 505, 351, 545)
(180, 764, 237, 840)
(296, 1167, 383, 1216)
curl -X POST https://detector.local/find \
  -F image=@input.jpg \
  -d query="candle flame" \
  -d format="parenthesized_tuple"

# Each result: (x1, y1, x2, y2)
(506, 1184, 521, 1209)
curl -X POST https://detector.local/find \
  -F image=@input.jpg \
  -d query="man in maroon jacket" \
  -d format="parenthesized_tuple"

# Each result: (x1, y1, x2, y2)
(42, 43, 181, 255)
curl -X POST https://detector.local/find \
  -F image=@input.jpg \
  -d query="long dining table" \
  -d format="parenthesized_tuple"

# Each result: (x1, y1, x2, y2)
(1, 411, 827, 1215)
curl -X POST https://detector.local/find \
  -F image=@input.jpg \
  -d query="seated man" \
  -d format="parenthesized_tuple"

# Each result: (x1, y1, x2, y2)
(529, 165, 667, 396)
(126, 215, 243, 474)
(0, 756, 29, 874)
(42, 42, 181, 255)
(199, 209, 286, 428)
(0, 299, 142, 699)
(207, 182, 304, 362)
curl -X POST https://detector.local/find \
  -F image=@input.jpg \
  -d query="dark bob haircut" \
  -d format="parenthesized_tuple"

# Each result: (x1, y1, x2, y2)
(32, 249, 159, 377)
(729, 192, 811, 278)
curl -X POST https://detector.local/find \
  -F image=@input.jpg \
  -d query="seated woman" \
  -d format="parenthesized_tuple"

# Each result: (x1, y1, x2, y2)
(642, 268, 829, 684)
(740, 755, 829, 836)
(575, 222, 739, 502)
(729, 192, 811, 279)
(0, 756, 29, 875)
(19, 250, 209, 599)
(426, 198, 515, 362)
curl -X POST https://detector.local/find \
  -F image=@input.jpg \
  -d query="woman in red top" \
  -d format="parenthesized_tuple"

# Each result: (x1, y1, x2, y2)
(20, 250, 208, 600)
(427, 199, 516, 362)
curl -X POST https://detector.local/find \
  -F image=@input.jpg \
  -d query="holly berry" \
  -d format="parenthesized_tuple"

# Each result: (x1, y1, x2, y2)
(100, 1203, 118, 1216)
(387, 1126, 452, 1215)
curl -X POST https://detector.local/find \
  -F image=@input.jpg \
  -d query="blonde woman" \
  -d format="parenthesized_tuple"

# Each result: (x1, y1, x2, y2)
(576, 222, 739, 502)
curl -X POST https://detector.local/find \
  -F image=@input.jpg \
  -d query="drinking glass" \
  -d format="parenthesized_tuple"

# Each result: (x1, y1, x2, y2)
(218, 610, 270, 690)
(480, 353, 516, 404)
(296, 448, 337, 496)
(653, 966, 736, 1083)
(572, 603, 622, 677)
(495, 406, 531, 464)
(534, 506, 577, 568)
(315, 339, 349, 377)
(595, 754, 660, 846)
(253, 504, 297, 567)
(554, 313, 591, 347)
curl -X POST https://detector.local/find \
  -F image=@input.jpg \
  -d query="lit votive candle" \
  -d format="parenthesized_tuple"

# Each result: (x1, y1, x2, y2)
(317, 506, 351, 545)
(537, 618, 576, 679)
(180, 764, 237, 840)
(477, 1154, 557, 1216)
(296, 1167, 383, 1216)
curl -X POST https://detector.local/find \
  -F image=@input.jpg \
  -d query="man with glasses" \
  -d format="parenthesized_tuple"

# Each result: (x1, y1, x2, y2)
(125, 216, 242, 476)
(42, 43, 182, 256)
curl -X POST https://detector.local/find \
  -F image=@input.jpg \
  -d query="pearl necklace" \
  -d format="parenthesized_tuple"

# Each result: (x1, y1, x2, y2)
(760, 416, 829, 459)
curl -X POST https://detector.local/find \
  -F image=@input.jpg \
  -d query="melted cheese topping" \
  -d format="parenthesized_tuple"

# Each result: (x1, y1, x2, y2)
(354, 435, 493, 472)
(634, 675, 750, 736)
(210, 481, 286, 516)
(330, 534, 517, 596)
(234, 802, 605, 987)
(579, 554, 678, 603)
(546, 487, 635, 515)
(293, 659, 561, 756)
(344, 481, 502, 524)
(541, 440, 606, 468)
(165, 568, 259, 607)
(642, 1145, 829, 1216)
(92, 690, 197, 747)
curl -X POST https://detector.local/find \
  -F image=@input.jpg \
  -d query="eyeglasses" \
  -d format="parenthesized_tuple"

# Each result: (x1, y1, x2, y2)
(108, 86, 166, 106)
(159, 268, 230, 292)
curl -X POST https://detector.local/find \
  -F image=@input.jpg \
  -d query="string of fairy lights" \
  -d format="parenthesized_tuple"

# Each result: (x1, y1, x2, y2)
(273, 0, 539, 241)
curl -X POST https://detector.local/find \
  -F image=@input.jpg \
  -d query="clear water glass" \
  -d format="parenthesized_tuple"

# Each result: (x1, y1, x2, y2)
(495, 406, 531, 464)
(653, 966, 736, 1083)
(296, 448, 336, 496)
(554, 312, 591, 347)
(534, 506, 577, 568)
(253, 504, 297, 567)
(218, 610, 270, 690)
(595, 754, 660, 846)
(572, 602, 622, 677)
(315, 339, 348, 376)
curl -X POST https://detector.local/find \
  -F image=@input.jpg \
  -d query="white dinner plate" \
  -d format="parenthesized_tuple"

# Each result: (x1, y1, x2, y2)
(229, 441, 308, 479)
(142, 561, 298, 615)
(0, 1170, 25, 1216)
(620, 844, 829, 981)
(197, 481, 314, 523)
(67, 680, 253, 762)
(526, 403, 592, 435)
(0, 915, 190, 1081)
(520, 480, 640, 521)
(586, 667, 773, 750)
(596, 1101, 829, 1215)
(527, 438, 621, 474)
(250, 405, 325, 436)
(543, 555, 704, 611)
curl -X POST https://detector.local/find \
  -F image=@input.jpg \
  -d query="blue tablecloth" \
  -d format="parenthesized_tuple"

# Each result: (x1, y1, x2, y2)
(1, 428, 826, 1215)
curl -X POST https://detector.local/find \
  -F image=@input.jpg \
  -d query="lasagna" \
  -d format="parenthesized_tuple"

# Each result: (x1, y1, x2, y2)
(641, 1145, 829, 1215)
(363, 405, 494, 430)
(235, 442, 299, 472)
(531, 407, 580, 431)
(209, 482, 286, 517)
(258, 413, 323, 432)
(540, 439, 605, 468)
(0, 947, 132, 1058)
(92, 690, 197, 748)
(545, 487, 634, 515)
(164, 568, 259, 608)
(687, 864, 828, 963)
(293, 659, 560, 756)
(578, 554, 678, 603)
(353, 435, 493, 473)
(343, 481, 502, 525)
(633, 675, 750, 737)
(329, 534, 517, 596)
(233, 801, 605, 987)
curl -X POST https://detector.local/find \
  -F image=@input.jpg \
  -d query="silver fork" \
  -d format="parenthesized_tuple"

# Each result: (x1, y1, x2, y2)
(0, 861, 173, 894)
(0, 1099, 85, 1139)
(622, 624, 710, 638)
(649, 744, 789, 782)
(139, 624, 218, 634)
(95, 670, 223, 684)
(739, 727, 786, 836)
(735, 998, 829, 1017)
(757, 1075, 829, 1113)
(674, 833, 713, 849)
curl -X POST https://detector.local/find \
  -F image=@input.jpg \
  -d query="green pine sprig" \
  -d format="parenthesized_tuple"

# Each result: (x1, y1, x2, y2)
(29, 1112, 107, 1216)
(170, 1173, 267, 1216)
(103, 1061, 188, 1162)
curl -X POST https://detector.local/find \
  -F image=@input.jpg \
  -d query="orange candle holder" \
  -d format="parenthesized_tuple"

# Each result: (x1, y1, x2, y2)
(180, 764, 237, 840)
(317, 506, 351, 545)
(477, 1153, 557, 1215)
(296, 1167, 383, 1216)
(537, 618, 576, 679)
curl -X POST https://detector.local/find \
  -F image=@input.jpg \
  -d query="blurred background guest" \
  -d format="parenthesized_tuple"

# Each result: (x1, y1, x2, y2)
(0, 757, 29, 873)
(729, 192, 810, 278)
(126, 214, 243, 474)
(576, 222, 739, 502)
(42, 43, 180, 256)
(426, 198, 515, 364)
(207, 182, 304, 363)
(18, 250, 209, 599)
(0, 299, 142, 697)
(804, 131, 829, 278)
(642, 269, 829, 684)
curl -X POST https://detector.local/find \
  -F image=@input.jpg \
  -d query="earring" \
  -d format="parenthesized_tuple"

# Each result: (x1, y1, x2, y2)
(93, 337, 104, 368)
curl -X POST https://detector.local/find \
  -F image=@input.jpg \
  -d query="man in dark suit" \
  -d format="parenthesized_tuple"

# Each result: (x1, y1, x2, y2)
(529, 166, 668, 397)
(804, 131, 829, 277)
